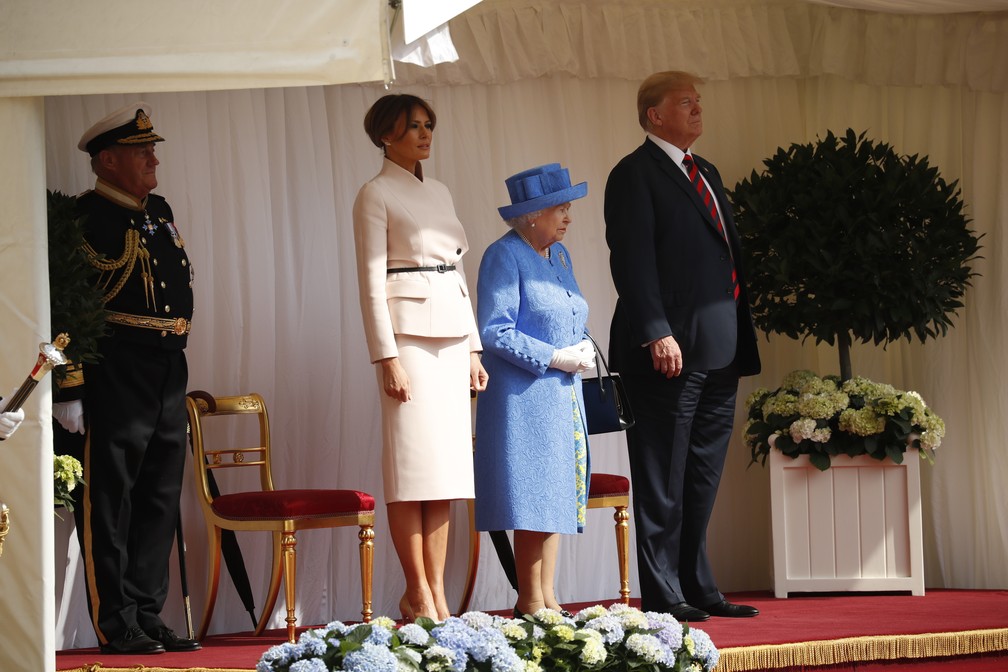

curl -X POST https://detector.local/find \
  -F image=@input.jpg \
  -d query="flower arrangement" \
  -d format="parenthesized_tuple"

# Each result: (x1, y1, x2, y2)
(256, 604, 718, 672)
(54, 454, 84, 517)
(744, 370, 945, 471)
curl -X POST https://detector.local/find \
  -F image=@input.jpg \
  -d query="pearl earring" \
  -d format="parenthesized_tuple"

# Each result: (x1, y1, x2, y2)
(530, 222, 536, 228)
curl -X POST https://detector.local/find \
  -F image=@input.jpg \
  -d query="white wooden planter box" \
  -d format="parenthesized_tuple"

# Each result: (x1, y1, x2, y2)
(769, 449, 925, 598)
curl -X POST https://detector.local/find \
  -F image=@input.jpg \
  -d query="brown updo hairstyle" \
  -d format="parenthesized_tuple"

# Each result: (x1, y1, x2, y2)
(363, 94, 437, 152)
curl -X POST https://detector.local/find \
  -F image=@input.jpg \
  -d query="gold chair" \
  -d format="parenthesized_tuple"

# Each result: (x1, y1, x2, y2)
(586, 473, 631, 604)
(185, 391, 375, 643)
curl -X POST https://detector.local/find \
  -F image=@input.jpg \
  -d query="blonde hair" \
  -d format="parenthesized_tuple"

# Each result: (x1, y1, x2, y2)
(636, 71, 704, 131)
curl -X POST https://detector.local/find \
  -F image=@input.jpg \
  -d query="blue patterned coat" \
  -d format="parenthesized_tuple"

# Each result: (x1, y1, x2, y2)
(474, 230, 591, 534)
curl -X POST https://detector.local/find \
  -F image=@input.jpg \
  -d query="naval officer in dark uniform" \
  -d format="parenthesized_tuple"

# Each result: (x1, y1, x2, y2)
(54, 102, 200, 654)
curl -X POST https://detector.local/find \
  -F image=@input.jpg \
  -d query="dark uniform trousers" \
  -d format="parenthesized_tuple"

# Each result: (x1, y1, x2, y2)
(75, 341, 189, 640)
(57, 185, 194, 645)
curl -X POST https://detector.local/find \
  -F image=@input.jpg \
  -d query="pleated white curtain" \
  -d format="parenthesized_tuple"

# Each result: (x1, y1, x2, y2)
(38, 0, 1008, 649)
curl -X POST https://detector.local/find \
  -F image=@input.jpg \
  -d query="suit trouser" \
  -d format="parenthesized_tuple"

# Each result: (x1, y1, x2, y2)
(622, 365, 738, 612)
(73, 341, 189, 644)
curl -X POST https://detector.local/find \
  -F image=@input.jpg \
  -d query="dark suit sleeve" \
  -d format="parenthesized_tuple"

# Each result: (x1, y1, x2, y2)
(604, 155, 672, 347)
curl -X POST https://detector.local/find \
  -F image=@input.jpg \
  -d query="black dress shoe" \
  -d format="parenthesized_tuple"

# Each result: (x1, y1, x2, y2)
(668, 602, 710, 622)
(99, 626, 166, 654)
(701, 599, 759, 618)
(146, 626, 202, 652)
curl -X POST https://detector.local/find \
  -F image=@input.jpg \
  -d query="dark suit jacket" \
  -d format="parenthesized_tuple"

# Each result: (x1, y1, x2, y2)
(604, 138, 760, 380)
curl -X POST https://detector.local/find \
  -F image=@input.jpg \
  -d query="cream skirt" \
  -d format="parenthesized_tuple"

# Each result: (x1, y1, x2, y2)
(376, 333, 475, 503)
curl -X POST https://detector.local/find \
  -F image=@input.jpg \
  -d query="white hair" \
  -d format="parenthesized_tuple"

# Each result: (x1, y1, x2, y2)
(504, 209, 543, 229)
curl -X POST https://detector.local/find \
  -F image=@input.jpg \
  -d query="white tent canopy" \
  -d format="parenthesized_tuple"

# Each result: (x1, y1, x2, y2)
(2, 1, 1007, 670)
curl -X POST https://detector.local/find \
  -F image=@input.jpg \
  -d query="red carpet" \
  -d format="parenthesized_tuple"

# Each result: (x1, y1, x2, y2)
(56, 589, 1008, 671)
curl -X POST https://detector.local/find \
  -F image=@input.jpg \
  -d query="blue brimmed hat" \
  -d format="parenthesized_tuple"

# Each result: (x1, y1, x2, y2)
(498, 164, 587, 220)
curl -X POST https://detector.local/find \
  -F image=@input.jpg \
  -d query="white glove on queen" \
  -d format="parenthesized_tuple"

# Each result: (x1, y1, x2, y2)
(53, 400, 85, 435)
(549, 339, 597, 374)
(0, 396, 25, 440)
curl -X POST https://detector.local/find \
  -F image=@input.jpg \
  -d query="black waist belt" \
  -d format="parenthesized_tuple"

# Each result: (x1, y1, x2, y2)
(387, 264, 456, 274)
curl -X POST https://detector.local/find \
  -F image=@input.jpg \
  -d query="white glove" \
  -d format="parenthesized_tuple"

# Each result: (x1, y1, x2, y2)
(53, 400, 85, 435)
(0, 397, 25, 440)
(549, 340, 597, 374)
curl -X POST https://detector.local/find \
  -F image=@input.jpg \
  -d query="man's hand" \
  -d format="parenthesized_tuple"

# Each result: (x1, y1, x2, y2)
(649, 335, 683, 378)
(53, 400, 85, 434)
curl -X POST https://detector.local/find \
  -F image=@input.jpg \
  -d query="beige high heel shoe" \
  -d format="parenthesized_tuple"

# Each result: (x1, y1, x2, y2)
(399, 595, 416, 624)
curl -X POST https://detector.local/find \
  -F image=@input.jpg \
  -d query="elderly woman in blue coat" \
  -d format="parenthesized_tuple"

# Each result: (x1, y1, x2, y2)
(474, 164, 595, 617)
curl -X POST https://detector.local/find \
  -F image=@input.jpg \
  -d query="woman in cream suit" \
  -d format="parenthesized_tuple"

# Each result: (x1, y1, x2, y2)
(353, 94, 488, 622)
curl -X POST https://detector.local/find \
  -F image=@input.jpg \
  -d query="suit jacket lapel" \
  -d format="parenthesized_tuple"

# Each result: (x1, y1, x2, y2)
(642, 139, 727, 244)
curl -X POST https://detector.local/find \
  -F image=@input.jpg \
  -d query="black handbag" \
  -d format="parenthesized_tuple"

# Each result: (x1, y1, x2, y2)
(580, 333, 635, 435)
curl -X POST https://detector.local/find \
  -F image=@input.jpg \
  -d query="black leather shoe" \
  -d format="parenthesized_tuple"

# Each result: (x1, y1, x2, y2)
(99, 626, 165, 654)
(668, 602, 710, 621)
(146, 626, 202, 652)
(701, 599, 759, 618)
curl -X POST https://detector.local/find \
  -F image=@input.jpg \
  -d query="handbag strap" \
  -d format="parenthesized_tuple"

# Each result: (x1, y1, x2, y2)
(584, 332, 612, 379)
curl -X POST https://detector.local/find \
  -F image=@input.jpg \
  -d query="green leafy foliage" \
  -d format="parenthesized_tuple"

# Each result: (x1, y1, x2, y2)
(730, 129, 981, 376)
(47, 189, 106, 378)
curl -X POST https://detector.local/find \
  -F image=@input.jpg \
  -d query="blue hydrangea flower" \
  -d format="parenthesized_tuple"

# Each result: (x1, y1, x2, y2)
(343, 642, 398, 672)
(581, 614, 625, 645)
(466, 625, 510, 663)
(257, 641, 302, 671)
(647, 614, 684, 652)
(289, 659, 328, 672)
(364, 623, 394, 647)
(431, 618, 478, 672)
(489, 644, 525, 672)
(324, 620, 351, 636)
(688, 628, 720, 669)
(297, 634, 328, 657)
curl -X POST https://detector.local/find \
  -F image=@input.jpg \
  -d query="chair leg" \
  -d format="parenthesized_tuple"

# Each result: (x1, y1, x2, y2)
(358, 524, 374, 623)
(614, 504, 631, 604)
(197, 525, 223, 640)
(256, 531, 284, 636)
(282, 531, 297, 643)
(456, 498, 480, 615)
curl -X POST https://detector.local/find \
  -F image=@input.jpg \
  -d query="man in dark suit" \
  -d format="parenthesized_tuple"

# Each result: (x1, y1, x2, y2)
(604, 71, 761, 621)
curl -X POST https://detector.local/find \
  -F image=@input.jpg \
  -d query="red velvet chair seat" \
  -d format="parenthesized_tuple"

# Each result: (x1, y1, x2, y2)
(589, 473, 630, 498)
(212, 489, 376, 521)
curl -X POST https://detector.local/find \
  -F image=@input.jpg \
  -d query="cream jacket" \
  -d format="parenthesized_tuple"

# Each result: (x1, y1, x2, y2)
(353, 158, 481, 362)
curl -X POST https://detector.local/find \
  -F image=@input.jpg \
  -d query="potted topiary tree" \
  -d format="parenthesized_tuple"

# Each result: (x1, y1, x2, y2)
(729, 129, 981, 596)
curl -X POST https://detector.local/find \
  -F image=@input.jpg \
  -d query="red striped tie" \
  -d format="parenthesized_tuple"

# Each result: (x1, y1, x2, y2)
(683, 155, 739, 302)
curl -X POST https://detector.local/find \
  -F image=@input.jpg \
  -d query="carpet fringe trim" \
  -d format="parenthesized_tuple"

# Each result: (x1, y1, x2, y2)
(715, 628, 1008, 671)
(59, 666, 252, 672)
